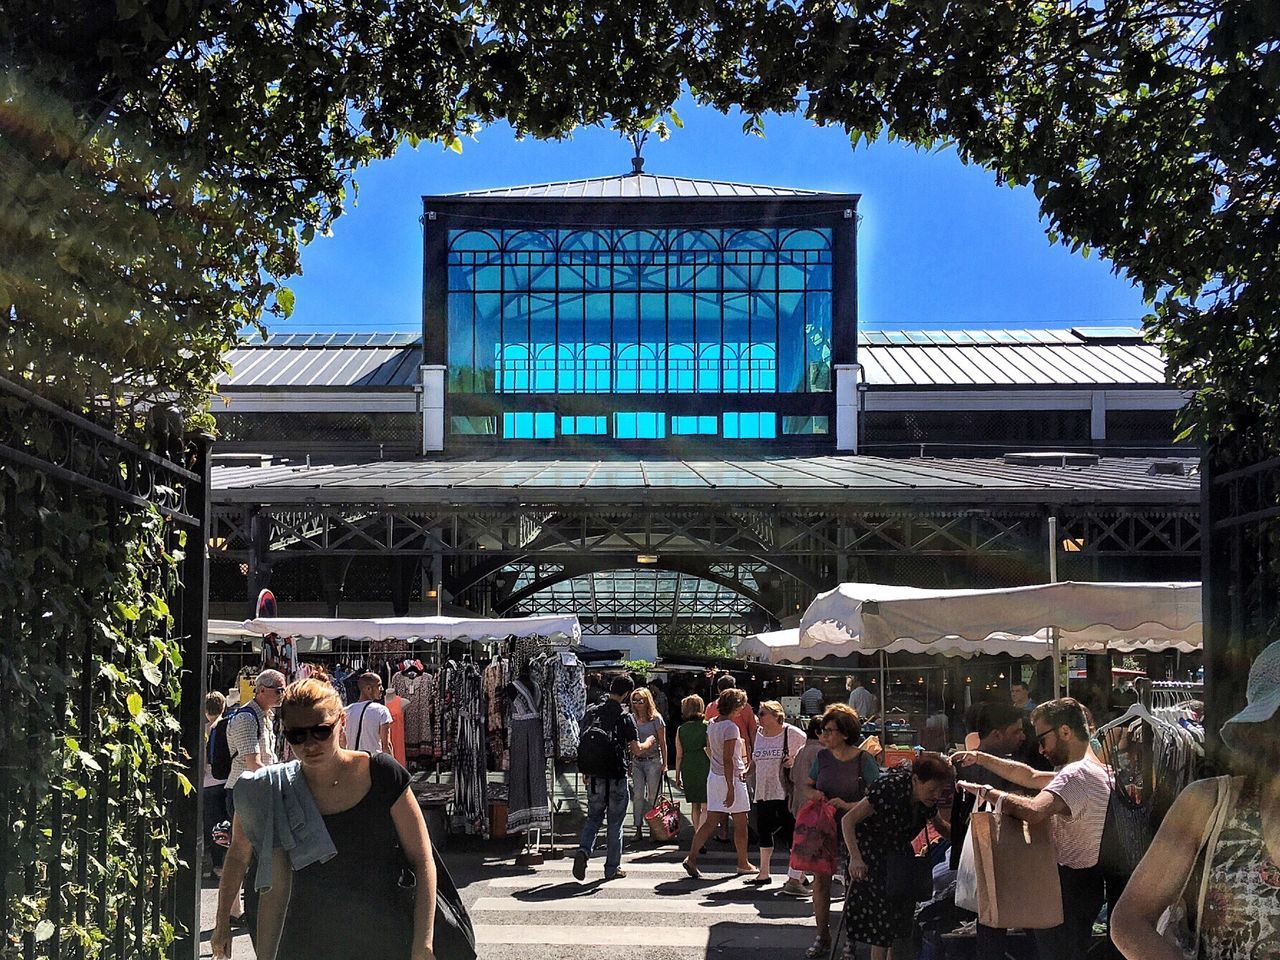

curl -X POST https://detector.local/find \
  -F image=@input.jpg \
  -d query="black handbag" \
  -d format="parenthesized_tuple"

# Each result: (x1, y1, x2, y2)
(397, 844, 477, 960)
(884, 822, 936, 903)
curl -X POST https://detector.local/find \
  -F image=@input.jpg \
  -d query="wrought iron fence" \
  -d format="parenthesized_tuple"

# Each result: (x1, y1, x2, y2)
(1201, 449, 1280, 755)
(0, 375, 209, 959)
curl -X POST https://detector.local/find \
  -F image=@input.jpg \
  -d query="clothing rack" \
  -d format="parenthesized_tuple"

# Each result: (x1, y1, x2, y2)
(1136, 679, 1203, 710)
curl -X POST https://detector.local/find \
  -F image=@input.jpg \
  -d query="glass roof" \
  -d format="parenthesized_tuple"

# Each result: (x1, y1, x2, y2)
(507, 567, 760, 620)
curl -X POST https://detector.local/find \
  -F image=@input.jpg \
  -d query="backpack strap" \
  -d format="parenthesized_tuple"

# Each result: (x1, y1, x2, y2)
(228, 704, 262, 760)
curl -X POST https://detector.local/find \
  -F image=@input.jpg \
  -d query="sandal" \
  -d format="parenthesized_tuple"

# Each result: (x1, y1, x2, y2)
(681, 859, 702, 880)
(804, 938, 832, 959)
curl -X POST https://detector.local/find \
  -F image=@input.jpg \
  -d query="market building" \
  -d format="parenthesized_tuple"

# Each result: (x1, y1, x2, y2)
(207, 171, 1199, 669)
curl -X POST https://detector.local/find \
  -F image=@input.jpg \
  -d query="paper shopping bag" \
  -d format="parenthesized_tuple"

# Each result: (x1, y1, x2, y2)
(971, 808, 1063, 930)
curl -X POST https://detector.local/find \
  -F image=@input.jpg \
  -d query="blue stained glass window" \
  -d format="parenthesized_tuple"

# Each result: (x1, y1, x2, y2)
(561, 416, 608, 436)
(503, 411, 555, 439)
(446, 228, 833, 397)
(672, 416, 719, 436)
(614, 412, 666, 439)
(723, 412, 777, 439)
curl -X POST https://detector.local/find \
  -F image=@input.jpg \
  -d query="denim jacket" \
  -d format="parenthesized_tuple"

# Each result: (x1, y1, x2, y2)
(233, 761, 337, 891)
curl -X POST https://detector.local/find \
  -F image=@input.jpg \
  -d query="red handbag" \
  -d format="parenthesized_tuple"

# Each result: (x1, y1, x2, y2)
(789, 797, 838, 874)
(645, 777, 683, 843)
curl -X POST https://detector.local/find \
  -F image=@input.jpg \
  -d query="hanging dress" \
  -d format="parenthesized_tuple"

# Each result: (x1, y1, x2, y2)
(506, 679, 551, 834)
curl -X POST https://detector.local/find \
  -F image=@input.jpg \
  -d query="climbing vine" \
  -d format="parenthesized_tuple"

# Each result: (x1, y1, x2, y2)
(0, 395, 196, 958)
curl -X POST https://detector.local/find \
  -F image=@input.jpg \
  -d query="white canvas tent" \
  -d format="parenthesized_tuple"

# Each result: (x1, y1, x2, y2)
(736, 628, 1057, 665)
(239, 613, 581, 644)
(798, 581, 1201, 696)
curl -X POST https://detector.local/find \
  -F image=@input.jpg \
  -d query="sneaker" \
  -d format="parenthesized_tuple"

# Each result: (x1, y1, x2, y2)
(781, 878, 813, 898)
(604, 869, 627, 880)
(572, 851, 587, 882)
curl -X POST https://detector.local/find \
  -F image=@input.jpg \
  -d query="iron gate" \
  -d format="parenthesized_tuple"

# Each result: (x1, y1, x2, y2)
(0, 375, 208, 959)
(1201, 448, 1280, 756)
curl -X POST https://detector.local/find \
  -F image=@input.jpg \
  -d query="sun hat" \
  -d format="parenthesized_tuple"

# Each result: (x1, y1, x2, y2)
(1221, 640, 1280, 750)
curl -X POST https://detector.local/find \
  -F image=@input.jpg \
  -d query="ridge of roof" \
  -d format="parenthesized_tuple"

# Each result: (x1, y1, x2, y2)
(442, 172, 837, 199)
(241, 327, 1146, 349)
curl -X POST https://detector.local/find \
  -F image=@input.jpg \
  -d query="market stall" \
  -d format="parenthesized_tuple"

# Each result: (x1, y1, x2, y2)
(230, 612, 585, 852)
(798, 581, 1201, 697)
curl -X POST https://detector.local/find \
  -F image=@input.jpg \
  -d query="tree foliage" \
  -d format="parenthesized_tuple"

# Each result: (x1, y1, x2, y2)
(3, 0, 1277, 454)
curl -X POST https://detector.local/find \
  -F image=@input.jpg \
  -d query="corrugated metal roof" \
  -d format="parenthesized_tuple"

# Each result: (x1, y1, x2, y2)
(216, 328, 1163, 390)
(211, 455, 1198, 505)
(217, 345, 421, 388)
(859, 343, 1165, 386)
(447, 173, 831, 199)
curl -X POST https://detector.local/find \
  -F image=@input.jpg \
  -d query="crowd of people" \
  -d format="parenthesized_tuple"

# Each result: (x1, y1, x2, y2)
(200, 640, 1280, 960)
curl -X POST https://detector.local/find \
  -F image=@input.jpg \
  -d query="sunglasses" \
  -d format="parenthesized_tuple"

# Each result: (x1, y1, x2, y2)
(284, 723, 337, 745)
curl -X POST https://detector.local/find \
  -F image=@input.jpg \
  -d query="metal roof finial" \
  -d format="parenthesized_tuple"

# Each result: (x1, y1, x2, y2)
(628, 131, 648, 176)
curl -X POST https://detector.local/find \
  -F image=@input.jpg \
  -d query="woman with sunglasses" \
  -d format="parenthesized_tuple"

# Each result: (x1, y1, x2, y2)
(211, 675, 438, 960)
(628, 686, 669, 842)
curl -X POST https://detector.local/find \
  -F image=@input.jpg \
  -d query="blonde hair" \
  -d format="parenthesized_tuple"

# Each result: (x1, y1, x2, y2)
(682, 694, 705, 721)
(281, 674, 343, 722)
(759, 699, 786, 721)
(630, 687, 657, 721)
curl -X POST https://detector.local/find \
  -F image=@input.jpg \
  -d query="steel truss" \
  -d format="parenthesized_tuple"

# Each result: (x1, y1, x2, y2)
(210, 498, 1201, 622)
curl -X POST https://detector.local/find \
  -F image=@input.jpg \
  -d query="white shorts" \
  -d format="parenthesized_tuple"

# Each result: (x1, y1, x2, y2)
(706, 772, 751, 815)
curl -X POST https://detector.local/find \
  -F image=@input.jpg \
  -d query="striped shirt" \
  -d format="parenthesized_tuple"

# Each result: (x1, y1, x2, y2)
(1044, 758, 1113, 868)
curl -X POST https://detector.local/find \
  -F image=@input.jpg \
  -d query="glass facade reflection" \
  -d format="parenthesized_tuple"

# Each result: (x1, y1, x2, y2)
(446, 228, 834, 401)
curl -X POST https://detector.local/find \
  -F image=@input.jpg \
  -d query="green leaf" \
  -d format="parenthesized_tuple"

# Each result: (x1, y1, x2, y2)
(127, 693, 144, 719)
(175, 773, 194, 796)
(140, 660, 163, 687)
(275, 287, 295, 318)
(35, 920, 55, 942)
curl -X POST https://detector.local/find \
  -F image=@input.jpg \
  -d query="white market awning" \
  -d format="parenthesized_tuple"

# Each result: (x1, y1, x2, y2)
(798, 581, 1201, 654)
(239, 613, 581, 644)
(737, 628, 1056, 665)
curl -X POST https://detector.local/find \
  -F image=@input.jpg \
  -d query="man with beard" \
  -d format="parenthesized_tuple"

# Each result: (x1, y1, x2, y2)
(953, 698, 1112, 960)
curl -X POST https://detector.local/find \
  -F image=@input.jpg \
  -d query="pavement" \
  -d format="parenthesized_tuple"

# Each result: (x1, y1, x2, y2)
(199, 814, 842, 959)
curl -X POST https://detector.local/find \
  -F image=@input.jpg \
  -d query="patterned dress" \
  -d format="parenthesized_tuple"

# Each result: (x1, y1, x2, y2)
(844, 769, 933, 949)
(450, 661, 489, 836)
(553, 652, 586, 760)
(389, 670, 434, 762)
(1199, 784, 1280, 960)
(482, 657, 511, 771)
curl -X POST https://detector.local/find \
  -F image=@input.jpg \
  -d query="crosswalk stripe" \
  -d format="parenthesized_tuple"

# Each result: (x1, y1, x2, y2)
(470, 896, 813, 919)
(473, 924, 810, 948)
(485, 875, 728, 891)
(501, 860, 757, 874)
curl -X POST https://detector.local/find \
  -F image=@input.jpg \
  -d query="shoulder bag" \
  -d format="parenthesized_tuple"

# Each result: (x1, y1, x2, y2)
(397, 843, 477, 960)
(644, 776, 684, 843)
(885, 820, 936, 902)
(1157, 775, 1237, 959)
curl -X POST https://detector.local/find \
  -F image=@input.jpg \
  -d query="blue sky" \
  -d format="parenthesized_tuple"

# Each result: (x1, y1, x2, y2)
(276, 103, 1149, 334)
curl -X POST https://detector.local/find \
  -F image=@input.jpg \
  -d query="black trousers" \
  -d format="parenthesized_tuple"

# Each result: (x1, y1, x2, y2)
(1033, 863, 1106, 960)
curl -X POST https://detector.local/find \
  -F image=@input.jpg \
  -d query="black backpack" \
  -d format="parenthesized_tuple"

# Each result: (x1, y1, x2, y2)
(576, 702, 625, 779)
(208, 706, 261, 781)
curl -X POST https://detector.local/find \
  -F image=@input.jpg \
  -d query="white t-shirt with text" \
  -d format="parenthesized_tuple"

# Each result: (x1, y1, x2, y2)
(751, 724, 808, 802)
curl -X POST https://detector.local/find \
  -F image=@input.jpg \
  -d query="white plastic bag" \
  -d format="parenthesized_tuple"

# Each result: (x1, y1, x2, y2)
(954, 823, 979, 912)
